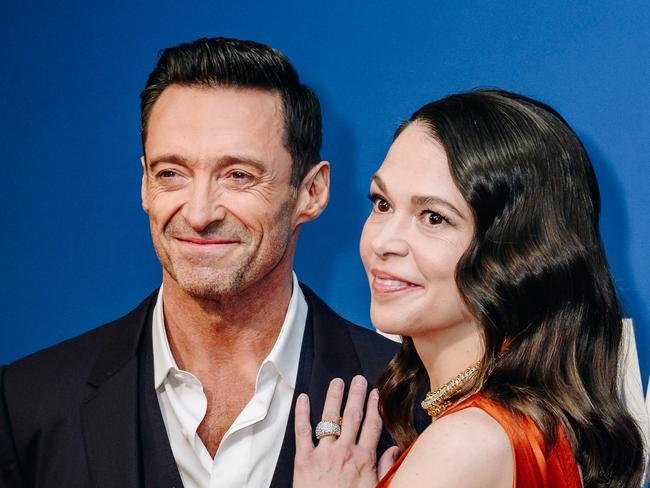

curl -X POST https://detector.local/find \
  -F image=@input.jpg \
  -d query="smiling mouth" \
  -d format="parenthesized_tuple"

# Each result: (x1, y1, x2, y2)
(371, 273, 421, 295)
(176, 237, 239, 245)
(174, 237, 241, 253)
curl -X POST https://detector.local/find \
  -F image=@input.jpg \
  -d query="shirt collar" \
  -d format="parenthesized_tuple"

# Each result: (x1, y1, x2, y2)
(152, 283, 176, 389)
(262, 272, 307, 388)
(152, 273, 307, 390)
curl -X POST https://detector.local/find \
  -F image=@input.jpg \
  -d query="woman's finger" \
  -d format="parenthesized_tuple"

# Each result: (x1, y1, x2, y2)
(339, 375, 368, 444)
(294, 393, 314, 455)
(358, 388, 383, 449)
(317, 378, 345, 444)
(377, 445, 400, 480)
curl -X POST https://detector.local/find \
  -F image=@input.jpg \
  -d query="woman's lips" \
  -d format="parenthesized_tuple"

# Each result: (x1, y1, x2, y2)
(371, 271, 421, 295)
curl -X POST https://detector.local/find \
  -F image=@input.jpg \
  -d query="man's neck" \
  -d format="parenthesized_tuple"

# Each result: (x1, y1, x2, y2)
(159, 267, 296, 457)
(160, 270, 294, 376)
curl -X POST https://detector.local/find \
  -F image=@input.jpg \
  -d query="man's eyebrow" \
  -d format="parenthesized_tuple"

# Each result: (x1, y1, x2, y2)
(146, 154, 187, 169)
(218, 155, 267, 171)
(145, 154, 267, 171)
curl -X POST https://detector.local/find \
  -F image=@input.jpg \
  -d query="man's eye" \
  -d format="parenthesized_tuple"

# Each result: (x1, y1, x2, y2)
(227, 170, 254, 181)
(224, 170, 255, 186)
(159, 170, 177, 178)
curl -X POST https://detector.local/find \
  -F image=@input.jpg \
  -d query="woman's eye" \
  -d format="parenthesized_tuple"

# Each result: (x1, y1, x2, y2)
(423, 211, 446, 226)
(369, 194, 391, 213)
(376, 199, 390, 212)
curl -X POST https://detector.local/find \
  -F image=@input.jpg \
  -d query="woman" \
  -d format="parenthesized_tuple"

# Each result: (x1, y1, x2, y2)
(293, 90, 645, 487)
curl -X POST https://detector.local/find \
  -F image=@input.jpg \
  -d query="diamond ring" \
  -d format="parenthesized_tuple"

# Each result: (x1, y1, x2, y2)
(315, 419, 342, 440)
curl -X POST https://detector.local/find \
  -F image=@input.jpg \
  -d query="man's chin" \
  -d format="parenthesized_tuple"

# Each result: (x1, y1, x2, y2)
(165, 267, 246, 301)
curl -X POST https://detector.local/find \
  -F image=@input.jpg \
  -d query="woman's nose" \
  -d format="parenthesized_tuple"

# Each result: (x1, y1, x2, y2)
(368, 216, 409, 259)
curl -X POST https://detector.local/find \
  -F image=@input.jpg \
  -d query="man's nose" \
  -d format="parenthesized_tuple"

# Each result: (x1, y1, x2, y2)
(370, 215, 409, 258)
(180, 178, 226, 232)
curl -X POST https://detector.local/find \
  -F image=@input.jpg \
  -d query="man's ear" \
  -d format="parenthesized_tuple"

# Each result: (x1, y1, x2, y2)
(294, 161, 330, 226)
(140, 156, 150, 214)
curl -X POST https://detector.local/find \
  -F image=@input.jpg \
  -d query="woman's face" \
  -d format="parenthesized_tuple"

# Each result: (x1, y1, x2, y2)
(360, 123, 475, 338)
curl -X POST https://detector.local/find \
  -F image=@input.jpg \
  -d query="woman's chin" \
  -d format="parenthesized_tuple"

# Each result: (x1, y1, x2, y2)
(371, 313, 409, 337)
(373, 326, 403, 343)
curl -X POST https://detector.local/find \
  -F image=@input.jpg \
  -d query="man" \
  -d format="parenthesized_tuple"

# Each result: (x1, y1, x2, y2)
(0, 38, 398, 487)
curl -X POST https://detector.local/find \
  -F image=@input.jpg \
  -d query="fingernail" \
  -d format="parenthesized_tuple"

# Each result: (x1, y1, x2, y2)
(353, 375, 367, 387)
(297, 393, 308, 405)
(370, 388, 379, 400)
(332, 378, 344, 390)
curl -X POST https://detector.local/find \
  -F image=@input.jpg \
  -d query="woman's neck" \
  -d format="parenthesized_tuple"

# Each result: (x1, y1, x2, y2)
(412, 320, 483, 390)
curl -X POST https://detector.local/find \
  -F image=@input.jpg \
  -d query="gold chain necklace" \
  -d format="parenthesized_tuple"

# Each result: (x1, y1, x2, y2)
(421, 361, 481, 418)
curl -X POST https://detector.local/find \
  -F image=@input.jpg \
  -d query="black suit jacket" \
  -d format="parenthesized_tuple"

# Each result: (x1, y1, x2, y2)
(0, 284, 398, 487)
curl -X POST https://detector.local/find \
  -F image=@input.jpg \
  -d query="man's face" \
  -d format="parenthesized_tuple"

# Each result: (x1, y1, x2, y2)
(142, 85, 299, 300)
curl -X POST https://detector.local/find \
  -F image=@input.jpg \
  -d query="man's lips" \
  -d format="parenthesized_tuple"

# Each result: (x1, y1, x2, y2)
(371, 271, 421, 294)
(176, 237, 239, 245)
(173, 237, 241, 254)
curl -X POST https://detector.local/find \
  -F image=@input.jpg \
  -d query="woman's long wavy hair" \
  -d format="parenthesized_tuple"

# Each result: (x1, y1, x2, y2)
(377, 89, 645, 487)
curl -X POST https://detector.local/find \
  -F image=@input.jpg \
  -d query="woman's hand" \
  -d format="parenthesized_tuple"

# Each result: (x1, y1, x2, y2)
(293, 375, 400, 488)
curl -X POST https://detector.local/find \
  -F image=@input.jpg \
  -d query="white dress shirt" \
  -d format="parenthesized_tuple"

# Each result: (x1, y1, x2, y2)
(152, 273, 308, 487)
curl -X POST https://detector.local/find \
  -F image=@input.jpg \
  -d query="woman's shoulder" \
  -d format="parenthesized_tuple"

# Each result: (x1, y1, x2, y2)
(389, 401, 513, 487)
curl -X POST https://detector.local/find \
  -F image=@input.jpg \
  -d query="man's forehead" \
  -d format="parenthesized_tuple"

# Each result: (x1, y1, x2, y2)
(144, 85, 291, 168)
(147, 85, 284, 138)
(151, 84, 283, 120)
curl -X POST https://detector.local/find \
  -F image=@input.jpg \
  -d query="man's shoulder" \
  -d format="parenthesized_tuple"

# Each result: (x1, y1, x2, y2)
(342, 317, 399, 360)
(4, 291, 157, 384)
(299, 282, 399, 361)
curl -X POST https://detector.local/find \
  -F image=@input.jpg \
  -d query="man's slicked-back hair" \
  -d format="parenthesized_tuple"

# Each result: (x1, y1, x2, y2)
(140, 37, 322, 187)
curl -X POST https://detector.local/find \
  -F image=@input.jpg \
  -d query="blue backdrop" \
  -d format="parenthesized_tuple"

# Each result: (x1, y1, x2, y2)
(2, 1, 648, 390)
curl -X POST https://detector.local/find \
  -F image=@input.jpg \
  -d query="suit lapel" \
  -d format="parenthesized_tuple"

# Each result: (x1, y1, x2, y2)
(269, 301, 313, 488)
(270, 285, 362, 487)
(305, 288, 363, 427)
(80, 292, 157, 488)
(138, 307, 185, 487)
(77, 286, 365, 488)
(81, 359, 141, 488)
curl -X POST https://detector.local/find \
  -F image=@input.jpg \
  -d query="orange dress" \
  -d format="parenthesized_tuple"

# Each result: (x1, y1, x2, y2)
(376, 393, 581, 487)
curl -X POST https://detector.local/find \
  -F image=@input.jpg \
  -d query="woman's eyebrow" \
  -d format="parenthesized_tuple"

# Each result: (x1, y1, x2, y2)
(411, 195, 466, 221)
(370, 174, 387, 193)
(373, 174, 466, 220)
